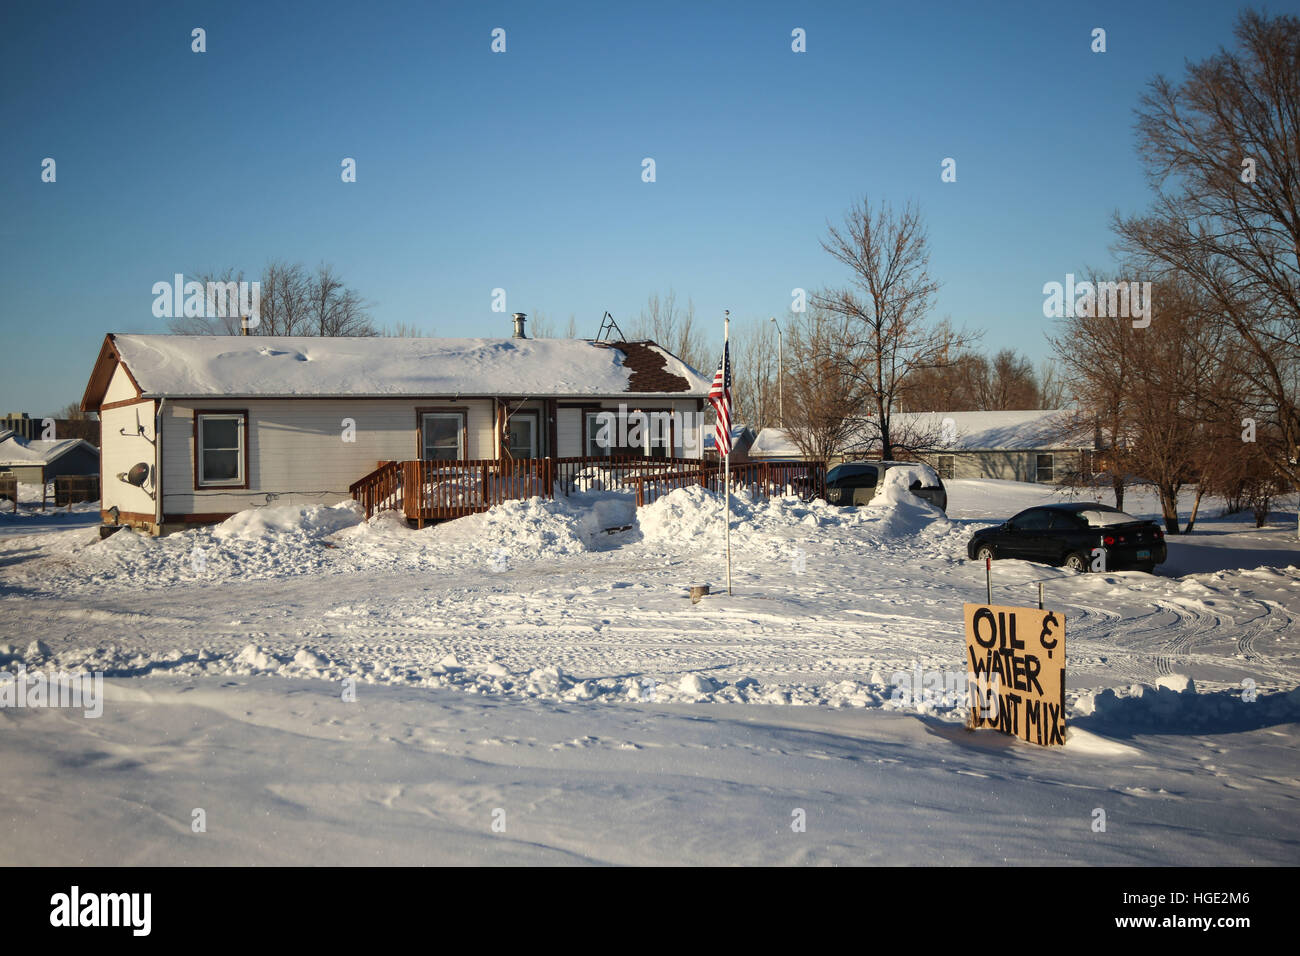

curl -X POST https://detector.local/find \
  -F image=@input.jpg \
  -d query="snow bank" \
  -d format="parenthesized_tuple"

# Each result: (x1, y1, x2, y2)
(863, 465, 949, 535)
(1073, 676, 1300, 732)
(213, 501, 363, 541)
(637, 482, 950, 548)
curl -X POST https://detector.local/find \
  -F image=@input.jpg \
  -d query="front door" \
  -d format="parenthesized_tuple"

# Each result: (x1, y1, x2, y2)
(506, 411, 539, 459)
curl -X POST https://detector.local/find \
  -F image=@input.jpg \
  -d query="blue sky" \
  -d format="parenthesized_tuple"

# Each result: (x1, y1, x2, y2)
(1, 0, 1290, 414)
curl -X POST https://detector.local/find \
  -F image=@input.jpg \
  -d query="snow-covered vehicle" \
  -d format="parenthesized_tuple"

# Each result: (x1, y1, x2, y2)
(823, 460, 947, 511)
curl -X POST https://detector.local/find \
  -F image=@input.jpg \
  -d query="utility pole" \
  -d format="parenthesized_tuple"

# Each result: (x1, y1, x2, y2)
(770, 316, 783, 428)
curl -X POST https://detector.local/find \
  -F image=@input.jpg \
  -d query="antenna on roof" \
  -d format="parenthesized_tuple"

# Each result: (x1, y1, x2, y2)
(596, 311, 626, 342)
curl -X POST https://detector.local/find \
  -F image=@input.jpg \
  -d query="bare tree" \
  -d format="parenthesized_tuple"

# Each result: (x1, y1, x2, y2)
(783, 309, 867, 461)
(165, 267, 248, 335)
(732, 318, 780, 432)
(54, 402, 94, 421)
(898, 345, 982, 411)
(380, 321, 434, 336)
(974, 349, 1040, 410)
(626, 290, 713, 373)
(1114, 9, 1300, 495)
(308, 263, 373, 336)
(1047, 271, 1140, 510)
(168, 261, 374, 336)
(1121, 281, 1235, 532)
(1036, 359, 1068, 409)
(812, 197, 976, 458)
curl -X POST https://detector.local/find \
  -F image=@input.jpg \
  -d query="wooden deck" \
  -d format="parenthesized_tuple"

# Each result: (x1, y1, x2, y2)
(349, 455, 826, 525)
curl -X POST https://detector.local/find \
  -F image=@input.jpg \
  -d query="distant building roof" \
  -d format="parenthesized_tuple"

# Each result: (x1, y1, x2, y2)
(0, 434, 99, 468)
(750, 427, 803, 457)
(753, 411, 1090, 458)
(889, 410, 1088, 451)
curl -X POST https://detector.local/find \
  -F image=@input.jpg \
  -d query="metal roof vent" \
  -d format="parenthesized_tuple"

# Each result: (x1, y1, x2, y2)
(511, 313, 527, 338)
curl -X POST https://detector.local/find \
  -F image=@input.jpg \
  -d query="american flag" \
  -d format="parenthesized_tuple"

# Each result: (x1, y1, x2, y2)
(708, 342, 733, 456)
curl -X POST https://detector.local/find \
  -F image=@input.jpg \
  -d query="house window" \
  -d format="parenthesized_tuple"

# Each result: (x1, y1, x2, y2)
(585, 410, 636, 457)
(196, 412, 247, 487)
(1036, 453, 1054, 483)
(421, 412, 465, 460)
(506, 412, 538, 459)
(584, 408, 673, 458)
(936, 455, 954, 480)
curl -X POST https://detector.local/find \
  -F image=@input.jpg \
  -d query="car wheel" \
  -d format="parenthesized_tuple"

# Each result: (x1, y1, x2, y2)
(1063, 552, 1088, 573)
(975, 545, 995, 562)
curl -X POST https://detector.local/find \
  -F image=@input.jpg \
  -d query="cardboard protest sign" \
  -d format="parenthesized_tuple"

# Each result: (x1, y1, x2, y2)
(964, 603, 1066, 746)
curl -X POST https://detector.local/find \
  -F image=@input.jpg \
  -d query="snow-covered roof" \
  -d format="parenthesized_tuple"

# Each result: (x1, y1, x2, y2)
(751, 411, 1089, 458)
(89, 334, 712, 402)
(749, 427, 802, 457)
(892, 410, 1088, 451)
(702, 425, 750, 451)
(0, 435, 98, 467)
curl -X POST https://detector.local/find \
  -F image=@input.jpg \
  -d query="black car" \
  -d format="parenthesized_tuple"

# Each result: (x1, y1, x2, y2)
(966, 503, 1166, 573)
(824, 461, 948, 511)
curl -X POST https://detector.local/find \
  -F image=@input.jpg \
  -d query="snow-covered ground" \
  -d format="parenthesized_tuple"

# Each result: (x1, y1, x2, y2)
(1, 479, 1298, 864)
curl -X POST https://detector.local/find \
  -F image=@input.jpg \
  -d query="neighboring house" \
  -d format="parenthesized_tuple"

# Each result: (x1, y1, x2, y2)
(889, 410, 1089, 483)
(81, 331, 711, 534)
(0, 431, 100, 485)
(703, 425, 756, 462)
(749, 427, 804, 459)
(749, 410, 1091, 483)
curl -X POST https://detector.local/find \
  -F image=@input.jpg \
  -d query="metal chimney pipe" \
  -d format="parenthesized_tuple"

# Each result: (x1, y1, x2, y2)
(512, 312, 527, 338)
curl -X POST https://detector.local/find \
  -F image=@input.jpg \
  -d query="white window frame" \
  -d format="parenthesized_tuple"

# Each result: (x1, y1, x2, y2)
(196, 412, 246, 487)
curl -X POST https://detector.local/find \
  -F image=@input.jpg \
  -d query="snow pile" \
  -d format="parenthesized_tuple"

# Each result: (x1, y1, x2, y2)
(423, 494, 636, 561)
(637, 485, 721, 544)
(213, 501, 363, 541)
(636, 481, 950, 548)
(863, 465, 949, 535)
(1073, 675, 1300, 731)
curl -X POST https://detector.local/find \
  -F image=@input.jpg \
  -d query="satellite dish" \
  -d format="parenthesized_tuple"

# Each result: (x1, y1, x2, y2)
(126, 462, 150, 487)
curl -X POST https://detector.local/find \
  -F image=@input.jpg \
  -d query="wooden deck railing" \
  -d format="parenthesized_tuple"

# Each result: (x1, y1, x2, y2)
(349, 455, 826, 523)
(625, 460, 826, 507)
(348, 460, 402, 519)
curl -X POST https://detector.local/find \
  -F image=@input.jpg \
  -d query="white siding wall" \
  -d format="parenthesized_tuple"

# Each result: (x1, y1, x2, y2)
(100, 400, 157, 517)
(161, 398, 495, 515)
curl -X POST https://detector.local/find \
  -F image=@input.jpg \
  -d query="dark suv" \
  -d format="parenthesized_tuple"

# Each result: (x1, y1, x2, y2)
(824, 461, 948, 511)
(966, 503, 1166, 573)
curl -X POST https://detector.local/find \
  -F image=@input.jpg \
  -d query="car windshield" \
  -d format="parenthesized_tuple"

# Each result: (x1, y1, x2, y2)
(1078, 508, 1138, 527)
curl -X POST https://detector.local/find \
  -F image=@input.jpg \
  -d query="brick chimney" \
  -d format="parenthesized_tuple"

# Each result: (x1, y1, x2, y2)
(512, 312, 527, 339)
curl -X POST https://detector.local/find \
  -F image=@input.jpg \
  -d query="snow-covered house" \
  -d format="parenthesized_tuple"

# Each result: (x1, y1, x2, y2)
(749, 427, 803, 460)
(0, 430, 100, 485)
(81, 332, 711, 534)
(889, 410, 1090, 483)
(749, 410, 1091, 483)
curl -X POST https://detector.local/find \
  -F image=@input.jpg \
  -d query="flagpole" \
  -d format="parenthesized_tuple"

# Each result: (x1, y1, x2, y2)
(723, 311, 732, 596)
